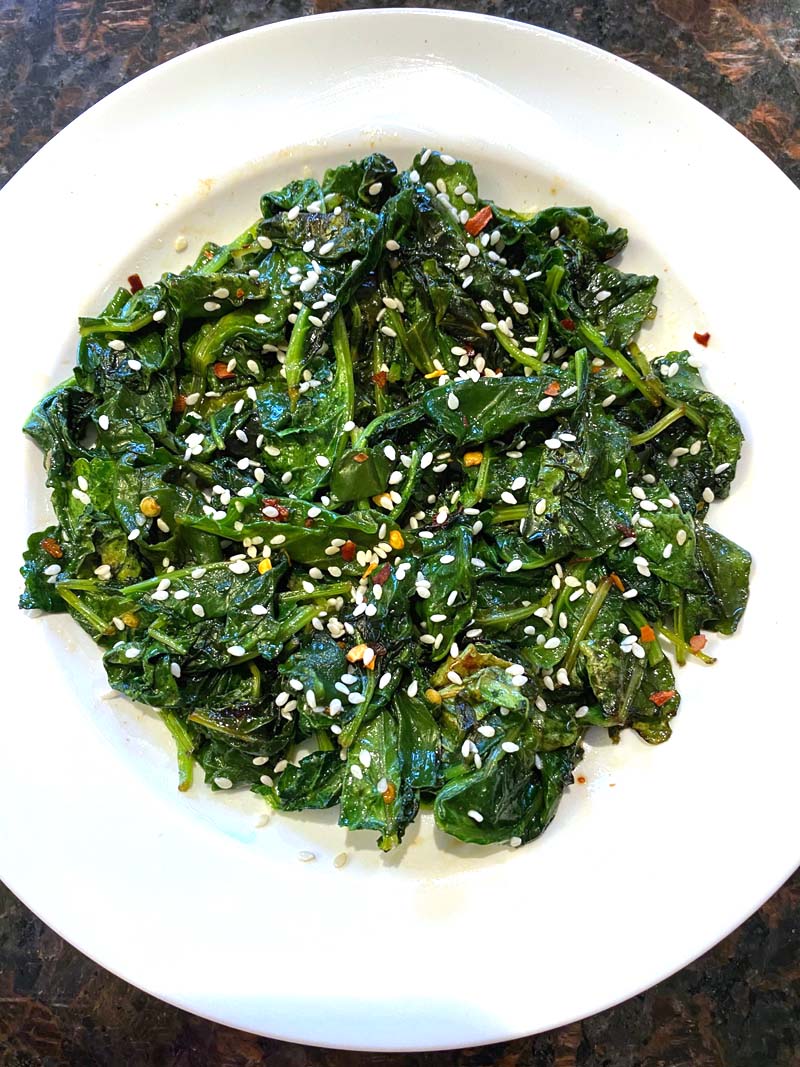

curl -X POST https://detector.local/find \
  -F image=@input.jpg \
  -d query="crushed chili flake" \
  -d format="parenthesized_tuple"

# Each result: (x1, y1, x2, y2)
(373, 563, 392, 586)
(340, 540, 357, 562)
(304, 518, 315, 528)
(560, 318, 575, 331)
(544, 381, 561, 396)
(372, 371, 388, 389)
(609, 572, 625, 592)
(353, 452, 369, 463)
(172, 395, 187, 414)
(616, 523, 635, 538)
(235, 288, 245, 299)
(693, 331, 710, 347)
(213, 361, 235, 380)
(576, 775, 587, 785)
(464, 205, 493, 236)
(261, 498, 290, 522)
(640, 625, 656, 643)
(689, 633, 707, 651)
(382, 782, 397, 803)
(40, 537, 63, 559)
(127, 273, 144, 293)
(649, 689, 676, 707)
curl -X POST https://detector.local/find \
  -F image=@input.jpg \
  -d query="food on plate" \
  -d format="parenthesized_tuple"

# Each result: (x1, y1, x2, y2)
(20, 150, 750, 850)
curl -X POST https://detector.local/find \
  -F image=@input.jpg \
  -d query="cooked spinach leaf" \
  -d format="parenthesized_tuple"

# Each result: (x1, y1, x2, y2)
(20, 149, 750, 851)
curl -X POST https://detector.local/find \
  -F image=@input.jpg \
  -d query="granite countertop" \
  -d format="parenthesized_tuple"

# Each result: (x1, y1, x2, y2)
(1, 2, 797, 1064)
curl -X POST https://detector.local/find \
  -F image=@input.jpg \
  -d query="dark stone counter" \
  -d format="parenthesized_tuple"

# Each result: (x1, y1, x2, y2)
(1, 3, 797, 1064)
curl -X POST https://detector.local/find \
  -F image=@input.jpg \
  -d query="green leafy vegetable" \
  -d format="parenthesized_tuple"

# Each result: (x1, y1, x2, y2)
(20, 149, 751, 851)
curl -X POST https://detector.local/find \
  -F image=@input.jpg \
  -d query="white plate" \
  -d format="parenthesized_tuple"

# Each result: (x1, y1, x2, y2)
(1, 10, 798, 1051)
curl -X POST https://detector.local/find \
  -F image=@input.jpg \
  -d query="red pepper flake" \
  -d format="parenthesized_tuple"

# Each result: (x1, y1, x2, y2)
(373, 563, 392, 586)
(213, 361, 235, 380)
(40, 537, 63, 559)
(544, 381, 561, 397)
(576, 775, 587, 785)
(261, 498, 290, 522)
(372, 371, 388, 389)
(609, 572, 625, 592)
(172, 395, 187, 414)
(340, 540, 357, 563)
(128, 273, 144, 293)
(304, 518, 315, 528)
(236, 288, 245, 299)
(464, 205, 493, 237)
(693, 331, 710, 347)
(689, 633, 707, 652)
(640, 624, 656, 643)
(353, 452, 369, 463)
(382, 782, 397, 804)
(649, 689, 676, 707)
(560, 318, 575, 331)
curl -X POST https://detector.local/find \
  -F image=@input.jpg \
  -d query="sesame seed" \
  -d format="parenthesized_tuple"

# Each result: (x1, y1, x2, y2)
(544, 438, 561, 450)
(446, 391, 460, 411)
(214, 777, 233, 789)
(543, 637, 561, 649)
(622, 589, 639, 600)
(506, 559, 523, 573)
(124, 647, 140, 659)
(501, 741, 520, 753)
(467, 810, 484, 823)
(714, 462, 731, 475)
(538, 396, 553, 412)
(549, 226, 560, 240)
(462, 276, 474, 289)
(702, 487, 715, 503)
(385, 239, 400, 251)
(676, 529, 687, 546)
(192, 603, 206, 617)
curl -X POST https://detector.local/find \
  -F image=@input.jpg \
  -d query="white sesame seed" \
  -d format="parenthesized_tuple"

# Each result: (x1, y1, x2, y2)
(622, 589, 638, 600)
(501, 741, 520, 753)
(543, 637, 561, 649)
(506, 559, 523, 573)
(702, 487, 715, 503)
(549, 226, 560, 240)
(467, 810, 484, 823)
(676, 529, 687, 546)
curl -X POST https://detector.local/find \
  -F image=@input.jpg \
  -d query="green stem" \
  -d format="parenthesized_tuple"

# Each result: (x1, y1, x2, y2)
(56, 587, 111, 635)
(578, 322, 660, 405)
(563, 575, 613, 676)
(146, 619, 187, 655)
(372, 331, 388, 415)
(390, 449, 420, 522)
(656, 623, 716, 665)
(280, 581, 352, 604)
(473, 444, 494, 503)
(474, 602, 541, 628)
(160, 712, 195, 792)
(483, 313, 542, 372)
(622, 606, 665, 666)
(673, 593, 687, 666)
(536, 314, 549, 358)
(123, 558, 236, 597)
(629, 405, 687, 446)
(285, 305, 312, 408)
(249, 662, 262, 701)
(340, 670, 378, 747)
